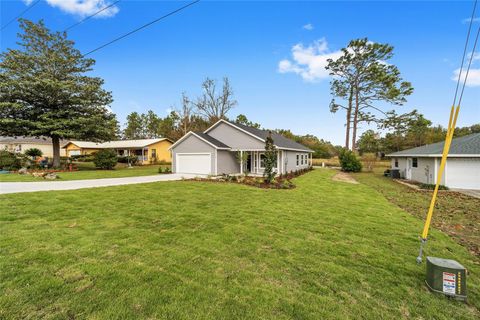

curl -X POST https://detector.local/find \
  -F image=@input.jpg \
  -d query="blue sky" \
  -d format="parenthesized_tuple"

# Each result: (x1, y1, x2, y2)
(1, 0, 479, 145)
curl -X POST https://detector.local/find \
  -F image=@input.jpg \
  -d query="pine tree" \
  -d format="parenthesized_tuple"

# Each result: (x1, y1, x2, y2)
(263, 132, 277, 183)
(0, 20, 117, 167)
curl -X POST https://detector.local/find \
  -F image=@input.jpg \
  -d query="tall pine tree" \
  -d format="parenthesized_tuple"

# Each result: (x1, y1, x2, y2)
(0, 19, 117, 167)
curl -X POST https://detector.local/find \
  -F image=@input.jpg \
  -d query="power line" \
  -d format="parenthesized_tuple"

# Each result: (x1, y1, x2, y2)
(452, 0, 477, 106)
(1, 0, 41, 31)
(458, 25, 480, 106)
(83, 0, 200, 57)
(64, 0, 122, 32)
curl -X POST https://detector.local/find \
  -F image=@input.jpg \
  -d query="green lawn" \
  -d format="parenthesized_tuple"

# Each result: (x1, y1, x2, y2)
(0, 169, 478, 319)
(0, 163, 169, 182)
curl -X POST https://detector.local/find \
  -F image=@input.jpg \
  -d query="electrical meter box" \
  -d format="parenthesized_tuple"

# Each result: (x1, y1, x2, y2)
(426, 256, 467, 301)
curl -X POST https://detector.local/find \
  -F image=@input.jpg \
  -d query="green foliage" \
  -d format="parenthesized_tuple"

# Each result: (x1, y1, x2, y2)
(0, 20, 118, 167)
(0, 151, 23, 170)
(357, 130, 380, 154)
(263, 132, 277, 183)
(24, 148, 43, 159)
(419, 183, 449, 191)
(235, 114, 261, 128)
(326, 38, 413, 149)
(93, 149, 118, 170)
(339, 149, 362, 172)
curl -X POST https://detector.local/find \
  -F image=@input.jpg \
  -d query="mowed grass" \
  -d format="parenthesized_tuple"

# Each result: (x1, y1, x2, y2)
(0, 169, 479, 319)
(0, 163, 169, 182)
(353, 169, 480, 258)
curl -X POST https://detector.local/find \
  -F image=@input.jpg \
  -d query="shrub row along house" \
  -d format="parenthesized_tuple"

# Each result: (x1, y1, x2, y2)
(62, 139, 173, 164)
(169, 119, 313, 175)
(387, 132, 480, 190)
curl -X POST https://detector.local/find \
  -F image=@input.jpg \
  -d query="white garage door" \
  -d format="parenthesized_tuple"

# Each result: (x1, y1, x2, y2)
(447, 158, 480, 190)
(176, 153, 212, 175)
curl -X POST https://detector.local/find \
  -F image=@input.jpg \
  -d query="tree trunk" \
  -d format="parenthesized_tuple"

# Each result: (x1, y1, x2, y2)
(52, 136, 61, 168)
(345, 87, 353, 150)
(352, 84, 359, 151)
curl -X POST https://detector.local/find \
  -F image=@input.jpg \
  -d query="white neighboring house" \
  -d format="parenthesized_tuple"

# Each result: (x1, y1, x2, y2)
(387, 133, 480, 190)
(0, 136, 67, 157)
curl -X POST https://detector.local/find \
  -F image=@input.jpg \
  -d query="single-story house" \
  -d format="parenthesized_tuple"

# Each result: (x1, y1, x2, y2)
(0, 136, 67, 157)
(63, 138, 173, 164)
(387, 133, 480, 190)
(169, 119, 313, 175)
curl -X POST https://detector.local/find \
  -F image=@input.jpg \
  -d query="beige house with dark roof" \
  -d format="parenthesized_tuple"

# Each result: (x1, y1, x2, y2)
(0, 136, 67, 157)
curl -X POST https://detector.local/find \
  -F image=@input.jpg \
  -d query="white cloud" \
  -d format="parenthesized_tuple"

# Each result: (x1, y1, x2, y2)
(22, 0, 34, 5)
(452, 68, 480, 87)
(45, 0, 119, 18)
(278, 38, 342, 82)
(302, 23, 314, 31)
(462, 17, 480, 24)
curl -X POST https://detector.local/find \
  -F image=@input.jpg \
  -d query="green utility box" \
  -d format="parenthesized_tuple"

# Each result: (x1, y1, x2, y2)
(426, 256, 467, 301)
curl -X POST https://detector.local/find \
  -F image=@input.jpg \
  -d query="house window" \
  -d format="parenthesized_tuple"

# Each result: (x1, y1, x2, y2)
(260, 154, 266, 168)
(412, 158, 418, 168)
(151, 149, 157, 159)
(394, 158, 399, 167)
(296, 154, 299, 166)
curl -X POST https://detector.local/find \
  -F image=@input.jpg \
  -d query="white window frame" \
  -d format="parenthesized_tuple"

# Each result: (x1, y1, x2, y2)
(296, 154, 299, 166)
(259, 153, 266, 169)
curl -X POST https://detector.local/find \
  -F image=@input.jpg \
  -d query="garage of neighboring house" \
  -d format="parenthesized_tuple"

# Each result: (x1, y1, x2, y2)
(387, 133, 480, 190)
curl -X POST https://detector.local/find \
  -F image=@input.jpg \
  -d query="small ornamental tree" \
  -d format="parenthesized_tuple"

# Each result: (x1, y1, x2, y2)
(25, 148, 43, 160)
(93, 149, 118, 170)
(263, 131, 277, 183)
(339, 149, 362, 172)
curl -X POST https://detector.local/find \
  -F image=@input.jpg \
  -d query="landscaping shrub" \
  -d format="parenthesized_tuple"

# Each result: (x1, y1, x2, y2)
(71, 154, 95, 162)
(24, 148, 43, 159)
(339, 150, 362, 172)
(419, 183, 449, 190)
(0, 151, 24, 170)
(93, 149, 118, 169)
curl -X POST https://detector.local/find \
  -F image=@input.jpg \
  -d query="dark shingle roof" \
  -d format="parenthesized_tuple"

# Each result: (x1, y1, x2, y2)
(388, 133, 480, 157)
(194, 132, 230, 149)
(227, 121, 313, 152)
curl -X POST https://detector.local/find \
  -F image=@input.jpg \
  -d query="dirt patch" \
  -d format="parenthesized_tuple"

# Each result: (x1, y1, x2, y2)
(332, 171, 359, 184)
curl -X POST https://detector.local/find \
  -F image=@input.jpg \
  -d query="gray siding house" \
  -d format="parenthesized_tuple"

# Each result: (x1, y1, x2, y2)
(169, 120, 313, 175)
(387, 133, 480, 190)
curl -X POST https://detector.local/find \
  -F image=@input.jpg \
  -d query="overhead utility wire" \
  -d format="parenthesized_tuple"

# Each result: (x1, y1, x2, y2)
(458, 25, 480, 106)
(83, 0, 200, 57)
(452, 0, 477, 106)
(1, 0, 41, 31)
(64, 0, 122, 32)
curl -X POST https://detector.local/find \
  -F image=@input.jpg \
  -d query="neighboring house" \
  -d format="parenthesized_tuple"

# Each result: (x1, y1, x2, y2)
(169, 119, 313, 175)
(62, 138, 173, 164)
(387, 133, 480, 190)
(0, 136, 67, 157)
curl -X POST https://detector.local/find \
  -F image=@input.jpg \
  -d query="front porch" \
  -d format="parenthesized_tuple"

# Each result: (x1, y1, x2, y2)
(116, 148, 150, 164)
(236, 150, 312, 175)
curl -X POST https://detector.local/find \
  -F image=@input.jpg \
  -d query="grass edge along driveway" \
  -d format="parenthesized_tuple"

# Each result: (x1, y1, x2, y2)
(0, 169, 478, 319)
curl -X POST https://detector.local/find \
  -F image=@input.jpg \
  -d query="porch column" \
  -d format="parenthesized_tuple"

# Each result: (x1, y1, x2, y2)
(240, 150, 243, 174)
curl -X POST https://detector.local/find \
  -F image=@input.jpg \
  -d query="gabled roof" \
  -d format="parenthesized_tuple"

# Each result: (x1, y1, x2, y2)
(63, 138, 171, 149)
(387, 133, 480, 157)
(168, 131, 231, 150)
(205, 119, 313, 152)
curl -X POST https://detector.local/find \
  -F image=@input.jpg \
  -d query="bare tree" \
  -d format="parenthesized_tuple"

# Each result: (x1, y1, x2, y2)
(175, 92, 194, 136)
(194, 77, 237, 122)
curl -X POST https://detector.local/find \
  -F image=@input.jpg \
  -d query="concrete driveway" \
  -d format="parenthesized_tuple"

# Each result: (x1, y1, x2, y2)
(0, 174, 202, 195)
(452, 188, 480, 199)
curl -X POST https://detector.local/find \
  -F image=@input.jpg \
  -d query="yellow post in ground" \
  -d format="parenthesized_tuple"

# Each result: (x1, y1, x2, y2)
(417, 105, 460, 263)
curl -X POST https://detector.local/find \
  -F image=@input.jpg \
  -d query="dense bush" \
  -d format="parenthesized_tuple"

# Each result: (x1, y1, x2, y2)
(93, 149, 118, 169)
(0, 151, 24, 170)
(117, 155, 138, 165)
(339, 150, 362, 172)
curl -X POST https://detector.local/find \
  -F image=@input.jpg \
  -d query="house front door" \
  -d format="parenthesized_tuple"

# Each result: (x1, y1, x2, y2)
(406, 158, 412, 179)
